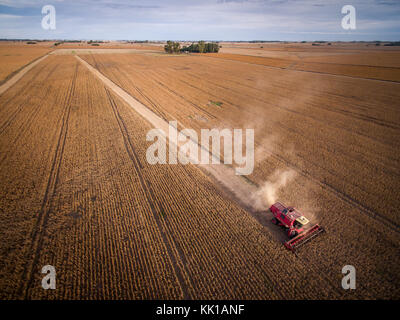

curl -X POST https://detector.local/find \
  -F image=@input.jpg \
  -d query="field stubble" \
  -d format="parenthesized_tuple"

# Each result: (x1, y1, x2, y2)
(78, 52, 400, 298)
(0, 55, 353, 299)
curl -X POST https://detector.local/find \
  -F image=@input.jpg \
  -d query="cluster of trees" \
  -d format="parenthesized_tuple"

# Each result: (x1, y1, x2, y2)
(87, 40, 104, 44)
(128, 40, 149, 44)
(164, 41, 181, 53)
(182, 41, 219, 53)
(164, 41, 220, 54)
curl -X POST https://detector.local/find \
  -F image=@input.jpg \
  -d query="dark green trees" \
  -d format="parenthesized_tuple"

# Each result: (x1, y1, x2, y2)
(182, 41, 219, 53)
(164, 41, 219, 54)
(164, 41, 181, 54)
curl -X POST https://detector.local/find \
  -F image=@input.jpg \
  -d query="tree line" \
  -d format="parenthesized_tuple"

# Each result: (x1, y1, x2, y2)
(164, 41, 219, 54)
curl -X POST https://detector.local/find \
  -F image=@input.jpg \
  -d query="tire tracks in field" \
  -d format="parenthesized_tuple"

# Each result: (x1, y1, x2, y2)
(104, 88, 194, 299)
(76, 54, 398, 298)
(17, 62, 78, 299)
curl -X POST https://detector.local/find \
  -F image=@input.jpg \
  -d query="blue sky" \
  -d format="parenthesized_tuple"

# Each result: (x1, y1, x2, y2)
(0, 0, 399, 41)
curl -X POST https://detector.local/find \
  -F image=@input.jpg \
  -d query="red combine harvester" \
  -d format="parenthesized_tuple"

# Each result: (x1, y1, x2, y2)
(270, 202, 324, 252)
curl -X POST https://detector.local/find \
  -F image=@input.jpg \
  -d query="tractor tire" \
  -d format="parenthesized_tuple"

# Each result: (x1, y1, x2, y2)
(271, 218, 278, 225)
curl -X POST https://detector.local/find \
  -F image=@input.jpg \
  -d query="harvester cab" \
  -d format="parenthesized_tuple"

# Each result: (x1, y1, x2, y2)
(270, 202, 324, 252)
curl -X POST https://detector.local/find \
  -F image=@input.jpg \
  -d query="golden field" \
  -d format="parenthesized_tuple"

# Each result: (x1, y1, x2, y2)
(0, 42, 54, 83)
(0, 43, 399, 299)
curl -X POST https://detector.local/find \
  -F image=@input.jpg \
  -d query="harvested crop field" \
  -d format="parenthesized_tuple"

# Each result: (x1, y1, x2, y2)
(0, 45, 399, 300)
(0, 42, 54, 83)
(206, 52, 400, 82)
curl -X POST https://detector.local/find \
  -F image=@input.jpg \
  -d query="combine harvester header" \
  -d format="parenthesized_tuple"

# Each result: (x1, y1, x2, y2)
(269, 202, 325, 252)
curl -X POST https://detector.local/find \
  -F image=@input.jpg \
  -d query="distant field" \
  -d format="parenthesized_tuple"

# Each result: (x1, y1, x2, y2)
(213, 44, 400, 81)
(0, 42, 54, 83)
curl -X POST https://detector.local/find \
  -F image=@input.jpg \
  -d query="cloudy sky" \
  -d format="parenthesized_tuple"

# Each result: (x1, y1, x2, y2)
(0, 0, 399, 41)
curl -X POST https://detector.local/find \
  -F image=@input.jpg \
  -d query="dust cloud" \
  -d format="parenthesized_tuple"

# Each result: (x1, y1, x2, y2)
(252, 169, 297, 211)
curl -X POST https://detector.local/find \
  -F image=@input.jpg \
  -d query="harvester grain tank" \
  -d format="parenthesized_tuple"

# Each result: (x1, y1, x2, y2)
(270, 202, 324, 252)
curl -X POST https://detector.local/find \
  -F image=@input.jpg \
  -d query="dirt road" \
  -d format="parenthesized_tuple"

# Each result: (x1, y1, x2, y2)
(0, 55, 49, 95)
(74, 55, 288, 243)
